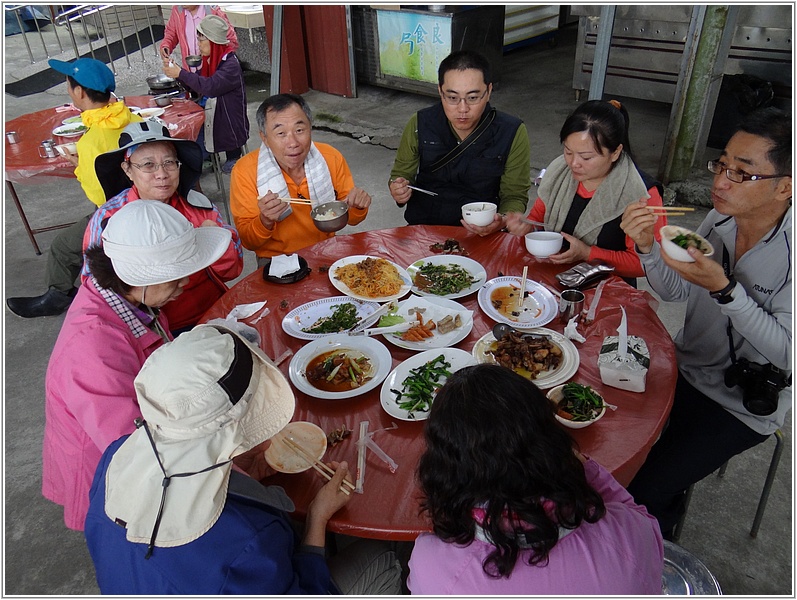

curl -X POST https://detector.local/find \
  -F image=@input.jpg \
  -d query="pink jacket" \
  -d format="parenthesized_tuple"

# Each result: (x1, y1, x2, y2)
(408, 458, 664, 595)
(42, 278, 171, 531)
(160, 5, 239, 71)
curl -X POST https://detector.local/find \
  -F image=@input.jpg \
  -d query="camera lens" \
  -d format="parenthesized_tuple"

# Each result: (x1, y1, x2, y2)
(742, 389, 779, 416)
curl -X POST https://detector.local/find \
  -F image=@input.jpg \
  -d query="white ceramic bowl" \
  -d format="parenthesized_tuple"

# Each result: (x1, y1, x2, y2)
(55, 142, 77, 157)
(525, 231, 563, 258)
(660, 225, 714, 263)
(547, 384, 606, 429)
(461, 202, 497, 226)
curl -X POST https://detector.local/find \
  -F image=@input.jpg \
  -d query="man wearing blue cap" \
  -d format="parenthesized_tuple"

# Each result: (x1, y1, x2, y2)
(7, 58, 140, 318)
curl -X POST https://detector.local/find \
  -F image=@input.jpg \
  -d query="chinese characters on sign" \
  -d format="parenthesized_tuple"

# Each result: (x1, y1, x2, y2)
(377, 10, 452, 83)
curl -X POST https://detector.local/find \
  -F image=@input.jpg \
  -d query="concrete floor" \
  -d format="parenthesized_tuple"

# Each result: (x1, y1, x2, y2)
(4, 13, 792, 595)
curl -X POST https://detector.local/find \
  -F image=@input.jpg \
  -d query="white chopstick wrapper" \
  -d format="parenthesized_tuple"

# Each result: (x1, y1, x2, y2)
(355, 421, 368, 494)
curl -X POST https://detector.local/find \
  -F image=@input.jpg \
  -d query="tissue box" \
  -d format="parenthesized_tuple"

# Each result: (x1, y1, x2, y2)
(597, 335, 650, 393)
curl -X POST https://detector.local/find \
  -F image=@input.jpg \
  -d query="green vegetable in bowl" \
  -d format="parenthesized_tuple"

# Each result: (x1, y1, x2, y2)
(301, 302, 360, 333)
(671, 232, 706, 252)
(557, 382, 604, 422)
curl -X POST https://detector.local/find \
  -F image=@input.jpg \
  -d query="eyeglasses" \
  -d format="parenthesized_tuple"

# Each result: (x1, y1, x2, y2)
(441, 89, 488, 106)
(127, 159, 181, 173)
(707, 160, 789, 184)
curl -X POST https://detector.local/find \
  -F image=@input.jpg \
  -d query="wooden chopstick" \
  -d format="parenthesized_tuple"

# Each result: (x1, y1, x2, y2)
(517, 265, 528, 311)
(280, 436, 355, 493)
(278, 197, 314, 205)
(648, 206, 696, 213)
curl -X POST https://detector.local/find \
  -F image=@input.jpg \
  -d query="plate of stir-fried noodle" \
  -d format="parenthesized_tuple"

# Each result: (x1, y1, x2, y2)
(329, 255, 412, 302)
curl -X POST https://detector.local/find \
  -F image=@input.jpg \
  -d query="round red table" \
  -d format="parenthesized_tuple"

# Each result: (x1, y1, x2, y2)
(202, 225, 677, 541)
(5, 95, 204, 254)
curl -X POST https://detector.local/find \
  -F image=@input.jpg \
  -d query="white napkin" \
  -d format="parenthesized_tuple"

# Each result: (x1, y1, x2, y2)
(563, 316, 585, 343)
(269, 254, 300, 278)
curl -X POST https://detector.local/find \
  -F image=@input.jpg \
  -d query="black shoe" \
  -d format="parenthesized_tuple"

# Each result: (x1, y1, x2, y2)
(6, 288, 76, 318)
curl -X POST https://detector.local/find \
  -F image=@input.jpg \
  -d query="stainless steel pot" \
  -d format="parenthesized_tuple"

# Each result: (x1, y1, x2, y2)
(146, 74, 179, 90)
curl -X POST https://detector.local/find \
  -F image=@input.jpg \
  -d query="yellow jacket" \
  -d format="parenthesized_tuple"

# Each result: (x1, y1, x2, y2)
(75, 103, 141, 206)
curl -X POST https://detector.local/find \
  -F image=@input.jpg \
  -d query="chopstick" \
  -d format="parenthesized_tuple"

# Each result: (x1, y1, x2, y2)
(523, 218, 546, 228)
(280, 436, 355, 494)
(517, 265, 528, 311)
(648, 206, 696, 213)
(279, 197, 314, 205)
(407, 184, 438, 197)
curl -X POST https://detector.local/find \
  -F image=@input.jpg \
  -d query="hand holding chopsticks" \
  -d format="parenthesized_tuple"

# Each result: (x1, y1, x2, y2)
(280, 436, 355, 495)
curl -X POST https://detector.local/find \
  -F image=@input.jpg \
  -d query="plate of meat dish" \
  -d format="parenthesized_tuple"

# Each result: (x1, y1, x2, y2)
(471, 328, 579, 390)
(406, 255, 486, 299)
(477, 276, 558, 329)
(329, 255, 412, 303)
(288, 333, 392, 400)
(381, 295, 473, 352)
(282, 296, 381, 340)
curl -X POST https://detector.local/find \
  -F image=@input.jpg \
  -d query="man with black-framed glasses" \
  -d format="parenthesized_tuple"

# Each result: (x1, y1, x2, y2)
(619, 107, 792, 539)
(389, 50, 531, 233)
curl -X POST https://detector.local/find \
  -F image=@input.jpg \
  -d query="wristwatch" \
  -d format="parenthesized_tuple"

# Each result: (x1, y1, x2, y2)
(710, 277, 737, 304)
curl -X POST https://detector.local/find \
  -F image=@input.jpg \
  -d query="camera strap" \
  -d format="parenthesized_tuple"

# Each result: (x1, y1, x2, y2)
(717, 243, 740, 363)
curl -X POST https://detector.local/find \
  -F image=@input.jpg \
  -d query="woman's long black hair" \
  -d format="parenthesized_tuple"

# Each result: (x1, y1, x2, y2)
(417, 364, 605, 578)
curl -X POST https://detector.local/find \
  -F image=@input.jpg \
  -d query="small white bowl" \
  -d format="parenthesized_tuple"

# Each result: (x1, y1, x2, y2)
(55, 142, 77, 157)
(660, 225, 714, 263)
(462, 202, 497, 226)
(525, 231, 563, 258)
(547, 384, 606, 429)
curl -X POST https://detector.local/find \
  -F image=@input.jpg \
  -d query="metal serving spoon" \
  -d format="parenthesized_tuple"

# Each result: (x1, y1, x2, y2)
(492, 322, 550, 342)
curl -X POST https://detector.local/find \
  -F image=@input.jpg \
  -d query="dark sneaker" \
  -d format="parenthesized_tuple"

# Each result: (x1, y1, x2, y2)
(6, 287, 76, 318)
(221, 159, 238, 174)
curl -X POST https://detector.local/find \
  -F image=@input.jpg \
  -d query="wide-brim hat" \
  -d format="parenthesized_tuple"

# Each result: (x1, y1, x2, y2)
(197, 15, 230, 45)
(101, 200, 231, 287)
(94, 121, 203, 200)
(103, 324, 296, 548)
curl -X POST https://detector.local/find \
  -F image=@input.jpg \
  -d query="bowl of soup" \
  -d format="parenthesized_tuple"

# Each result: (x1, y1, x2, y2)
(311, 201, 349, 233)
(461, 202, 497, 227)
(525, 231, 563, 258)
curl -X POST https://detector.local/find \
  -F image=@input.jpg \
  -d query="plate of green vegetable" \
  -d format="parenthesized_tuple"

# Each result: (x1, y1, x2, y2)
(406, 255, 486, 299)
(380, 348, 476, 421)
(281, 296, 381, 340)
(547, 382, 607, 429)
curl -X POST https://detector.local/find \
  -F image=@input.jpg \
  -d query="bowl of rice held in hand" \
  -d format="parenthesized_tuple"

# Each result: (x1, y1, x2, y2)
(659, 225, 714, 263)
(311, 201, 349, 233)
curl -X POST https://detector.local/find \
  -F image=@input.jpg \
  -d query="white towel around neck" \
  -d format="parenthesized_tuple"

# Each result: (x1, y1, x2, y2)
(256, 141, 336, 207)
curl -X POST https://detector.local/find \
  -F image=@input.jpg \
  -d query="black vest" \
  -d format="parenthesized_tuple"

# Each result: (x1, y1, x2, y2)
(406, 103, 522, 226)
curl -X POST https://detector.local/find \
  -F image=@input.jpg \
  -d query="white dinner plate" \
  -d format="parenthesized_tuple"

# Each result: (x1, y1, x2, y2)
(264, 421, 327, 473)
(380, 348, 476, 421)
(51, 122, 88, 137)
(406, 255, 487, 299)
(133, 107, 166, 119)
(477, 276, 558, 329)
(329, 255, 412, 303)
(288, 334, 393, 400)
(281, 296, 382, 340)
(471, 328, 580, 390)
(61, 115, 82, 125)
(381, 295, 473, 352)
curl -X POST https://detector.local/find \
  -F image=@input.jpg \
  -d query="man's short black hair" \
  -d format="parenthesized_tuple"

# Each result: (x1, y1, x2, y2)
(437, 50, 492, 87)
(735, 107, 792, 176)
(67, 75, 112, 105)
(256, 94, 313, 134)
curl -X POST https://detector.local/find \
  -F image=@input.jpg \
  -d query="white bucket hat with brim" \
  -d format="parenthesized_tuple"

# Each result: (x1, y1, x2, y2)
(104, 324, 296, 550)
(197, 14, 231, 45)
(101, 200, 231, 287)
(94, 121, 203, 200)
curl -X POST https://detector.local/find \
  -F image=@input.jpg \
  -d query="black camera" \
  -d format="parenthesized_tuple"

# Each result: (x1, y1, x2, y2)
(724, 358, 791, 416)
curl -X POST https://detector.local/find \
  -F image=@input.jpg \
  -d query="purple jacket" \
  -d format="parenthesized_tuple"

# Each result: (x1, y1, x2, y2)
(42, 278, 170, 531)
(408, 458, 664, 595)
(178, 53, 249, 153)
